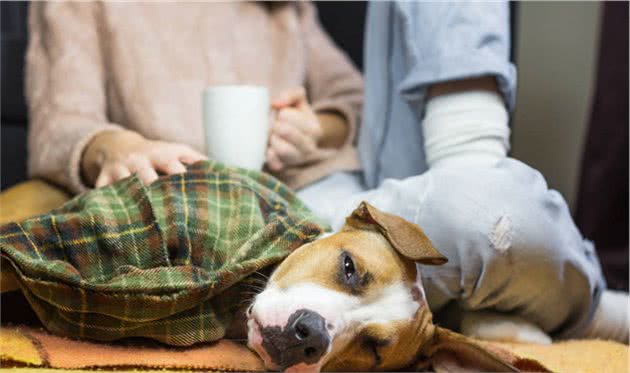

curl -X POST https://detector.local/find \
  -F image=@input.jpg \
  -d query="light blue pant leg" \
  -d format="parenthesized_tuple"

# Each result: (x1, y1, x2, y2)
(297, 159, 605, 338)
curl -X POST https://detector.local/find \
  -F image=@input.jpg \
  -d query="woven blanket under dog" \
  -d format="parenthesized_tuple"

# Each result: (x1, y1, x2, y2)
(0, 161, 326, 346)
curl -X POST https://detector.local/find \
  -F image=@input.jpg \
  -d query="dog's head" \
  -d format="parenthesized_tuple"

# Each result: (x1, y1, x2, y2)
(247, 202, 548, 372)
(247, 202, 445, 372)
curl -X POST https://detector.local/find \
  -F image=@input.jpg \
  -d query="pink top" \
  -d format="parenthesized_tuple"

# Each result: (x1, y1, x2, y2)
(26, 1, 363, 193)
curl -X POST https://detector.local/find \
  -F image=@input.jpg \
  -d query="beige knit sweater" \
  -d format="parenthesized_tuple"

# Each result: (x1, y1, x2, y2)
(26, 1, 363, 194)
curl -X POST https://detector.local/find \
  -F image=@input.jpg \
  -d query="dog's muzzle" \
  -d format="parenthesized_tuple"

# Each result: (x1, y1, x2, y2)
(261, 309, 330, 369)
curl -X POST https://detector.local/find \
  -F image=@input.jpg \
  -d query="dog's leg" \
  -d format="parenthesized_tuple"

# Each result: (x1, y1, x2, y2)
(460, 310, 552, 344)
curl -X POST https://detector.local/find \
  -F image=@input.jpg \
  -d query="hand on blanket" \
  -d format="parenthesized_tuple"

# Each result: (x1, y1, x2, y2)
(82, 130, 207, 188)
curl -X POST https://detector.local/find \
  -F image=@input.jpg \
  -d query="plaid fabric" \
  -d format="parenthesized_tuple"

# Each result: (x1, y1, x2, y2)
(0, 161, 326, 346)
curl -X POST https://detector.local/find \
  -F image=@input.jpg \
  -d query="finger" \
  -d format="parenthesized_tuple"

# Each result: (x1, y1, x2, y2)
(270, 134, 301, 165)
(110, 165, 132, 181)
(135, 167, 160, 185)
(154, 159, 187, 175)
(273, 120, 314, 154)
(277, 108, 317, 134)
(95, 165, 131, 188)
(95, 170, 113, 188)
(176, 146, 208, 164)
(125, 153, 153, 173)
(124, 155, 158, 183)
(271, 87, 307, 109)
(266, 147, 284, 172)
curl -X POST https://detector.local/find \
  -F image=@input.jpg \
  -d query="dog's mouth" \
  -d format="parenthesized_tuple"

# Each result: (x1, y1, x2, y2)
(247, 316, 280, 370)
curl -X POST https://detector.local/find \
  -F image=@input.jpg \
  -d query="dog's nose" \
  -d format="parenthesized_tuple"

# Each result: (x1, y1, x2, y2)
(261, 309, 330, 369)
(290, 309, 329, 358)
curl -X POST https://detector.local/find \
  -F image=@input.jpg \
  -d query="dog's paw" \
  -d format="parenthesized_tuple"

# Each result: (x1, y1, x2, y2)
(461, 310, 552, 345)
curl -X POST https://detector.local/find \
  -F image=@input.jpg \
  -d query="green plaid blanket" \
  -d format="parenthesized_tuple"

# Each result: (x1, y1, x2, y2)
(0, 161, 326, 346)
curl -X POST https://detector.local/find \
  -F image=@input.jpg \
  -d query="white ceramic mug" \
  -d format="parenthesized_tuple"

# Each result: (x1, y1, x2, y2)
(202, 85, 270, 170)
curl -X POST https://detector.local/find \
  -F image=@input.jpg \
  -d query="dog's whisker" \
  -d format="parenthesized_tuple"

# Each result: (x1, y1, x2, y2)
(251, 270, 270, 280)
(237, 292, 260, 302)
(240, 284, 258, 289)
(245, 278, 267, 287)
(327, 352, 344, 369)
(237, 300, 253, 307)
(248, 284, 264, 289)
(239, 292, 261, 297)
(241, 285, 264, 293)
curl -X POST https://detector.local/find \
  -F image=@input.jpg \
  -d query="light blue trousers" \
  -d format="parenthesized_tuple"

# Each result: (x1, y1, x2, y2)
(297, 158, 605, 338)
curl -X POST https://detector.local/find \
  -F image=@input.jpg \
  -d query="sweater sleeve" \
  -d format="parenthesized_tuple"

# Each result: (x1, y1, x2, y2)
(26, 2, 123, 194)
(299, 2, 364, 149)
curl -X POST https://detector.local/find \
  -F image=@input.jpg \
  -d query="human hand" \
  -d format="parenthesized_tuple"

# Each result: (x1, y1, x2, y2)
(82, 130, 207, 188)
(266, 87, 323, 172)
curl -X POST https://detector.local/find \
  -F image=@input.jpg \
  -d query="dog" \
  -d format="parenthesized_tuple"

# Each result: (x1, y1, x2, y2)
(245, 202, 549, 372)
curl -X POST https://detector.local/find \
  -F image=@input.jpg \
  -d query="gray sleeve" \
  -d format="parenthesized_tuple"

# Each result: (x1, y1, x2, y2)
(395, 1, 517, 109)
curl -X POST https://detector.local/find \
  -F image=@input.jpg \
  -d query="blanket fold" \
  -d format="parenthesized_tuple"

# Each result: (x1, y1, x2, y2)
(0, 161, 326, 346)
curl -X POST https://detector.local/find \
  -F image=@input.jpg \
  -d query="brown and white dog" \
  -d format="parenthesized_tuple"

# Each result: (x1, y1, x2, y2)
(246, 202, 549, 372)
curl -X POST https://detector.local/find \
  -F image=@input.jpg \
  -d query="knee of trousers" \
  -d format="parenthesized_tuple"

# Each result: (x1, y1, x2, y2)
(417, 163, 604, 333)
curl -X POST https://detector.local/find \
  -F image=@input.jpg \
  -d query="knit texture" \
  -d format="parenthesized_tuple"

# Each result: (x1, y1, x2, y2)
(0, 161, 326, 346)
(25, 2, 363, 194)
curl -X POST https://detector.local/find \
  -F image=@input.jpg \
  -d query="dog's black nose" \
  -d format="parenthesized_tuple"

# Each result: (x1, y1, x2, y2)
(261, 309, 330, 369)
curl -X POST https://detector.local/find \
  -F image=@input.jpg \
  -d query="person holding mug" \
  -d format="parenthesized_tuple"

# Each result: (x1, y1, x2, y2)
(26, 2, 362, 193)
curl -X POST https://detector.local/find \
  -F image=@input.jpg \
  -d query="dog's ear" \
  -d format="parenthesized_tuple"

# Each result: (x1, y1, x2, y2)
(343, 201, 447, 265)
(420, 327, 551, 372)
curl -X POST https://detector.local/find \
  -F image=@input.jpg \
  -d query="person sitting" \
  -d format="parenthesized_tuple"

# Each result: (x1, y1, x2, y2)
(25, 2, 363, 194)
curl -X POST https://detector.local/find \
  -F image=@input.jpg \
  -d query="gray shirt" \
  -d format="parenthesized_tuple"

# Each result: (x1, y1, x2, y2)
(359, 1, 517, 188)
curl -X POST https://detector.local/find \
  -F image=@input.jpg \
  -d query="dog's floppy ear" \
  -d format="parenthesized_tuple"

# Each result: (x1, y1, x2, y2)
(420, 327, 551, 372)
(343, 201, 447, 265)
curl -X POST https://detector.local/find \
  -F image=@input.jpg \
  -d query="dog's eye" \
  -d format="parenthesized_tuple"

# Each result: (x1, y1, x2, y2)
(343, 254, 356, 280)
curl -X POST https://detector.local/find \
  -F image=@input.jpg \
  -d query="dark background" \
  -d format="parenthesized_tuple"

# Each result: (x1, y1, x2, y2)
(1, 2, 628, 290)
